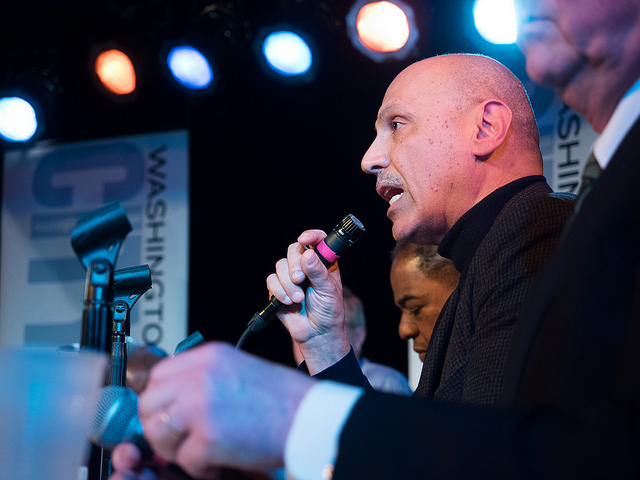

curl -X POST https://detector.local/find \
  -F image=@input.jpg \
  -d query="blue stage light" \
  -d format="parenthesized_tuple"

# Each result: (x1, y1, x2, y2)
(0, 96, 39, 143)
(262, 30, 313, 77)
(166, 45, 214, 90)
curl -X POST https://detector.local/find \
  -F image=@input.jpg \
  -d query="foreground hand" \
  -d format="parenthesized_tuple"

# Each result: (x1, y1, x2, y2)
(266, 229, 350, 373)
(109, 442, 275, 480)
(109, 342, 316, 479)
(109, 442, 171, 480)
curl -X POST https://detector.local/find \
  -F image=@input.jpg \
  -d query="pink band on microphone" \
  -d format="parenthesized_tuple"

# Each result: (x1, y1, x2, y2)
(316, 241, 341, 265)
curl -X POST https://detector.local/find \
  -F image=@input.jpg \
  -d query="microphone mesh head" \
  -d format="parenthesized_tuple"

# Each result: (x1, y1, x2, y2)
(337, 214, 365, 244)
(90, 385, 139, 448)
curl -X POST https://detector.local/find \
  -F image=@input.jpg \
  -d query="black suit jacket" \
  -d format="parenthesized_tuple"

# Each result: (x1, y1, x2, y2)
(333, 120, 640, 479)
(417, 179, 575, 404)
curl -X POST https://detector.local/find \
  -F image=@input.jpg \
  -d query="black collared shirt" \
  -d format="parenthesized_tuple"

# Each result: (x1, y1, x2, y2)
(438, 175, 546, 273)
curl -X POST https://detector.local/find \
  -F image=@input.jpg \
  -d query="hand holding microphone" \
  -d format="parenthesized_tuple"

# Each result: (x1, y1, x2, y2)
(101, 343, 317, 480)
(238, 215, 365, 344)
(254, 215, 365, 373)
(92, 385, 201, 480)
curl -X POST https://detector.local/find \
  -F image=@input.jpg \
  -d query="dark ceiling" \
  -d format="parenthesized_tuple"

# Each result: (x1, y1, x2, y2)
(0, 0, 529, 372)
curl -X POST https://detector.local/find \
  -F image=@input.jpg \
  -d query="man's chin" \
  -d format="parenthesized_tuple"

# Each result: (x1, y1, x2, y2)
(521, 45, 582, 95)
(393, 225, 441, 246)
(390, 218, 404, 241)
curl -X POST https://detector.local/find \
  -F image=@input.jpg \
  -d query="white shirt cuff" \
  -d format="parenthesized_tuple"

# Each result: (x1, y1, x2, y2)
(284, 381, 364, 480)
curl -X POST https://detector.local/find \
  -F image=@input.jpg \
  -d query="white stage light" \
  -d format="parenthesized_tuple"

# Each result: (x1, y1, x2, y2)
(0, 96, 39, 143)
(473, 0, 517, 45)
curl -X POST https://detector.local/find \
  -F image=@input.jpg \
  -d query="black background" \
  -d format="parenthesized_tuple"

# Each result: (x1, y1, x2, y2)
(0, 0, 530, 373)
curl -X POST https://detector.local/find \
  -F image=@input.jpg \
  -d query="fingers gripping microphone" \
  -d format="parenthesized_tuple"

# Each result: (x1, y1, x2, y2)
(91, 386, 188, 477)
(91, 386, 183, 469)
(236, 214, 365, 349)
(91, 333, 206, 464)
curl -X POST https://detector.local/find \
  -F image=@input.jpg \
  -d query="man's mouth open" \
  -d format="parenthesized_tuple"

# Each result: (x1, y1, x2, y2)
(379, 185, 405, 205)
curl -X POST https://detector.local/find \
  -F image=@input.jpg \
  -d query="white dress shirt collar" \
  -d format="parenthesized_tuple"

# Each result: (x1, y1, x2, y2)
(593, 76, 640, 169)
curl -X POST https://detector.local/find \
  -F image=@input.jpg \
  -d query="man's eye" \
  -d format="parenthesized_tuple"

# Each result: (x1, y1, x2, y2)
(391, 121, 401, 131)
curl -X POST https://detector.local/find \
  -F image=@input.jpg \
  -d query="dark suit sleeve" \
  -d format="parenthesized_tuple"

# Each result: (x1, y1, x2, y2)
(297, 347, 372, 389)
(334, 392, 640, 479)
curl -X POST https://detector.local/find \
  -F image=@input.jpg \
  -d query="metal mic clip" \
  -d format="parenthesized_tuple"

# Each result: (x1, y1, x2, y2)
(110, 265, 153, 387)
(71, 203, 132, 353)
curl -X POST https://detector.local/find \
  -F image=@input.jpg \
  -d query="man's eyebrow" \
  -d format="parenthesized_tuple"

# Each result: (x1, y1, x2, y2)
(397, 294, 417, 309)
(377, 103, 416, 126)
(374, 103, 397, 132)
(377, 103, 398, 122)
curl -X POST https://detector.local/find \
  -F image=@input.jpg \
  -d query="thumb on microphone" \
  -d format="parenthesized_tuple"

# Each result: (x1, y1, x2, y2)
(109, 441, 144, 475)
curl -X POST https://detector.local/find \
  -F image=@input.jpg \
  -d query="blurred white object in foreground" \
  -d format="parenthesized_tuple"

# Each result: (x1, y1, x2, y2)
(0, 347, 107, 480)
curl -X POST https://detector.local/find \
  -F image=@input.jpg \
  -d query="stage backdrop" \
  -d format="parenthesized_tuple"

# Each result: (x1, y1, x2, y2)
(0, 130, 190, 355)
(406, 97, 599, 390)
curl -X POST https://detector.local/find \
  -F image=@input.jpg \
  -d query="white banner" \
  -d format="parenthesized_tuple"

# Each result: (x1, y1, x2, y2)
(0, 130, 190, 354)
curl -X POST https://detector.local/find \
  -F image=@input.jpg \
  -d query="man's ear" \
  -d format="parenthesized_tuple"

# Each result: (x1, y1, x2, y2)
(472, 99, 512, 159)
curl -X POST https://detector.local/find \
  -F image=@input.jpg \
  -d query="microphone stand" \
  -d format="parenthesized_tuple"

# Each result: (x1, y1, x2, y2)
(71, 203, 132, 480)
(109, 265, 152, 387)
(98, 265, 152, 480)
(80, 259, 114, 352)
(71, 203, 132, 353)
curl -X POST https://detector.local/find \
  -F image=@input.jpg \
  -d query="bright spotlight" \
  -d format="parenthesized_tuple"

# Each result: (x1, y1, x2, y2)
(262, 30, 313, 77)
(356, 1, 410, 52)
(166, 45, 214, 90)
(0, 96, 39, 143)
(347, 0, 419, 62)
(94, 49, 137, 96)
(473, 0, 517, 45)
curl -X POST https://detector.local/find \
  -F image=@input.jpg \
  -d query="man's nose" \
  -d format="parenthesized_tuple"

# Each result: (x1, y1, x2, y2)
(361, 140, 389, 174)
(398, 314, 418, 340)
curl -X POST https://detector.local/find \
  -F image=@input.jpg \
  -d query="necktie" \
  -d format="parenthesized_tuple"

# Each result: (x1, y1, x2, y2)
(574, 151, 602, 213)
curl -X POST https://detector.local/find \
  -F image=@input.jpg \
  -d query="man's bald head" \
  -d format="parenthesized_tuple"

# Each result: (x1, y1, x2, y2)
(362, 53, 543, 244)
(403, 54, 541, 155)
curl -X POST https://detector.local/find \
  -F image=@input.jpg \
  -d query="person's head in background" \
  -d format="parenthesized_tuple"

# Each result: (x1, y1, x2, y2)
(390, 242, 459, 362)
(126, 343, 168, 395)
(293, 285, 367, 364)
(340, 285, 367, 358)
(516, 0, 640, 133)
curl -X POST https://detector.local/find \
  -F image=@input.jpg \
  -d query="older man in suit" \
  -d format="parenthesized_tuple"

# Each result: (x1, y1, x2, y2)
(109, 0, 640, 478)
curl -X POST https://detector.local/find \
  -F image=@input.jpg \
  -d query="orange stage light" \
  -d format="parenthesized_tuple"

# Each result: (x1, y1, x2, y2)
(94, 49, 136, 95)
(356, 1, 410, 53)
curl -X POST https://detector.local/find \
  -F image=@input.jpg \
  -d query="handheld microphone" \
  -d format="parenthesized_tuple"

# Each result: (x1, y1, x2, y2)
(91, 332, 205, 450)
(91, 385, 148, 452)
(91, 332, 206, 476)
(91, 385, 192, 478)
(236, 214, 365, 348)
